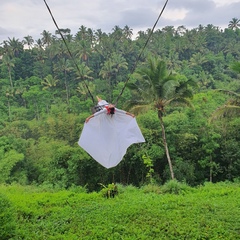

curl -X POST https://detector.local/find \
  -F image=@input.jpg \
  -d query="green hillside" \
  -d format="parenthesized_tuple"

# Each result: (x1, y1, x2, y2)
(1, 23, 240, 190)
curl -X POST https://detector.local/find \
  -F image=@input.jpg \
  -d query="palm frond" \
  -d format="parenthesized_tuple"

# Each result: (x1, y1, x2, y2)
(230, 62, 240, 74)
(124, 100, 151, 114)
(166, 97, 194, 109)
(215, 89, 240, 98)
(126, 82, 140, 91)
(176, 88, 194, 99)
(129, 57, 195, 116)
(162, 80, 179, 99)
(186, 78, 198, 89)
(130, 105, 152, 115)
(210, 104, 240, 122)
(177, 78, 198, 91)
(126, 82, 149, 97)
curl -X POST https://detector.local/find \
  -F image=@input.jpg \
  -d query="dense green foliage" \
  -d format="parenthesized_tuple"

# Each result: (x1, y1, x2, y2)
(0, 182, 240, 239)
(0, 193, 16, 240)
(0, 22, 240, 190)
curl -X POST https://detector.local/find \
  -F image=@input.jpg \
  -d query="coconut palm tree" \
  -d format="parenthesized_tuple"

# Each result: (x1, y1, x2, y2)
(75, 25, 88, 41)
(35, 39, 44, 49)
(77, 81, 96, 100)
(75, 62, 93, 81)
(99, 53, 128, 88)
(6, 37, 23, 57)
(14, 82, 26, 107)
(228, 17, 240, 30)
(22, 35, 34, 49)
(41, 30, 52, 47)
(211, 91, 240, 120)
(94, 29, 104, 44)
(41, 74, 59, 89)
(53, 58, 73, 104)
(112, 53, 128, 72)
(211, 62, 240, 120)
(99, 59, 117, 101)
(189, 52, 208, 67)
(111, 25, 123, 41)
(41, 74, 59, 99)
(76, 40, 92, 63)
(1, 54, 15, 87)
(123, 25, 133, 39)
(127, 57, 195, 180)
(3, 86, 14, 121)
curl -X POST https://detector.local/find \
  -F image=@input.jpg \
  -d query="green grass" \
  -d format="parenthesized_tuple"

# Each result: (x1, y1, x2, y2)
(1, 181, 240, 240)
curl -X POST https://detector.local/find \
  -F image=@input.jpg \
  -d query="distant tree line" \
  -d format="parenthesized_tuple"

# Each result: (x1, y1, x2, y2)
(0, 18, 240, 190)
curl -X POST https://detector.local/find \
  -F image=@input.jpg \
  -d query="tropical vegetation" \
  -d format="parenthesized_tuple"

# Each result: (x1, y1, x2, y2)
(0, 20, 240, 190)
(1, 181, 240, 239)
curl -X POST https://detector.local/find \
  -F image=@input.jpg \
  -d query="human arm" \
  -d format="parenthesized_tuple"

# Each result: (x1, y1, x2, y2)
(85, 114, 94, 123)
(85, 108, 107, 123)
(115, 108, 135, 118)
(126, 112, 135, 118)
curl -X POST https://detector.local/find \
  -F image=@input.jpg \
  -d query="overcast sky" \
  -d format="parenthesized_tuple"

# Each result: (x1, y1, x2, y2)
(0, 0, 240, 43)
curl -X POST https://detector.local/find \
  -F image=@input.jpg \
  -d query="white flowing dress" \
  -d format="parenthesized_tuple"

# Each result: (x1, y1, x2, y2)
(78, 103, 145, 169)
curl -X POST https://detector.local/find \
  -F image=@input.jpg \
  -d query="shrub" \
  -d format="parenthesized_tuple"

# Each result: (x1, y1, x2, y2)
(121, 184, 139, 194)
(68, 184, 88, 193)
(0, 193, 16, 239)
(99, 183, 118, 198)
(161, 179, 192, 194)
(141, 184, 161, 194)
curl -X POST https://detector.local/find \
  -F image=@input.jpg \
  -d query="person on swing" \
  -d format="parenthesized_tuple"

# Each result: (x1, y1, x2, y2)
(85, 96, 134, 123)
(78, 96, 145, 169)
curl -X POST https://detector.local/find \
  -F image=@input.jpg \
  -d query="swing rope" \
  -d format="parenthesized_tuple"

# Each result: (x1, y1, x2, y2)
(114, 0, 169, 106)
(43, 0, 169, 106)
(43, 0, 95, 104)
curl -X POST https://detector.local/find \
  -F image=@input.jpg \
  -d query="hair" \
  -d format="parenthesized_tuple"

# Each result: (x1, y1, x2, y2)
(109, 107, 115, 115)
(92, 105, 103, 113)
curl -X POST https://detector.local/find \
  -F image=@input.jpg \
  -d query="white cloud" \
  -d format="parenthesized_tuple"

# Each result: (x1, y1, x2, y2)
(213, 0, 240, 6)
(163, 8, 189, 21)
(0, 0, 240, 43)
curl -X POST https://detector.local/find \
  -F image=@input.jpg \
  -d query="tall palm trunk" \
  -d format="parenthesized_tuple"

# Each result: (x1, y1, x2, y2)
(158, 111, 175, 180)
(64, 69, 69, 104)
(7, 96, 11, 121)
(7, 65, 13, 88)
(108, 75, 113, 102)
(209, 155, 213, 183)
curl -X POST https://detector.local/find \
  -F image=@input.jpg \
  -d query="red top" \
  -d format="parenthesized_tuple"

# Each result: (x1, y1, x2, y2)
(105, 106, 115, 114)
